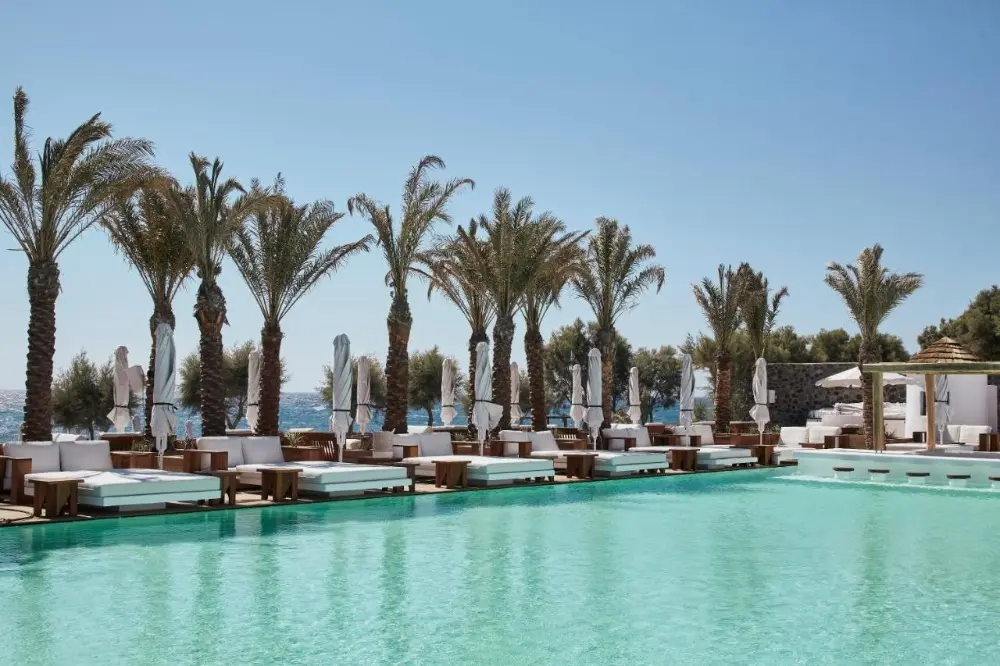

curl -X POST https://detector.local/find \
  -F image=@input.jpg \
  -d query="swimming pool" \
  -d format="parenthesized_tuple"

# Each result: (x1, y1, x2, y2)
(2, 470, 998, 665)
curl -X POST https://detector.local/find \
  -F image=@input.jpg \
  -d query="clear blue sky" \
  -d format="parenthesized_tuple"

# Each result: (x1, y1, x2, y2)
(1, 1, 998, 392)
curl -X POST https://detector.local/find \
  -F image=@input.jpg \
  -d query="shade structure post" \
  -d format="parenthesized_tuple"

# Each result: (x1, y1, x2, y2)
(872, 374, 884, 451)
(924, 374, 936, 450)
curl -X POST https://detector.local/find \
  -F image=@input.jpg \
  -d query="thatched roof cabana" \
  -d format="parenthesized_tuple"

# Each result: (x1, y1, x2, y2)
(863, 338, 1000, 450)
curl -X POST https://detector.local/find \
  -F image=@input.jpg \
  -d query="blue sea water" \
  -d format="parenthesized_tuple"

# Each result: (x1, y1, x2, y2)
(0, 389, 685, 440)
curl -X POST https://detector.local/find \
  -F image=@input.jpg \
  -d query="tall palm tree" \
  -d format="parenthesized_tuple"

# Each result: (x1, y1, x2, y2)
(230, 183, 372, 435)
(456, 188, 582, 431)
(420, 220, 495, 403)
(101, 182, 195, 435)
(170, 154, 264, 436)
(736, 263, 789, 359)
(347, 156, 473, 433)
(825, 244, 923, 448)
(0, 88, 156, 441)
(521, 237, 586, 430)
(693, 265, 742, 434)
(574, 218, 664, 428)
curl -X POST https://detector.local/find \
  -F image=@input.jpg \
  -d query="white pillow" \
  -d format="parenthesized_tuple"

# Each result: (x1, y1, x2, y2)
(499, 430, 530, 456)
(601, 428, 630, 451)
(372, 431, 394, 456)
(634, 426, 651, 448)
(59, 440, 113, 471)
(529, 431, 560, 452)
(197, 436, 244, 468)
(692, 424, 714, 445)
(242, 436, 284, 465)
(419, 432, 454, 457)
(959, 425, 991, 446)
(3, 441, 61, 475)
(807, 426, 841, 444)
(779, 427, 809, 446)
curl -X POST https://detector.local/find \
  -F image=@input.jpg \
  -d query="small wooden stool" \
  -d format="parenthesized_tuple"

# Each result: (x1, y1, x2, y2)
(32, 477, 83, 518)
(670, 447, 699, 471)
(391, 462, 419, 493)
(258, 467, 302, 502)
(564, 452, 599, 479)
(201, 470, 239, 506)
(434, 460, 469, 488)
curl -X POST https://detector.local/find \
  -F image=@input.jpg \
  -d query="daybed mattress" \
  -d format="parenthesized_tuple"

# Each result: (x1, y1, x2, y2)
(236, 462, 408, 486)
(23, 469, 219, 498)
(401, 455, 553, 478)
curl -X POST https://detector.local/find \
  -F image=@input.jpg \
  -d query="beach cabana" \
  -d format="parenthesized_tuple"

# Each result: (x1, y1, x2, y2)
(863, 337, 999, 451)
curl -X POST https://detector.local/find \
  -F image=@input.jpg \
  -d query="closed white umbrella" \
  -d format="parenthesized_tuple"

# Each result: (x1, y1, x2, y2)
(679, 353, 695, 429)
(750, 357, 770, 445)
(815, 367, 917, 388)
(246, 349, 262, 433)
(356, 355, 372, 434)
(108, 346, 134, 432)
(510, 362, 523, 424)
(585, 349, 603, 449)
(934, 374, 952, 442)
(440, 357, 457, 426)
(149, 324, 177, 467)
(471, 341, 502, 454)
(184, 420, 195, 442)
(570, 364, 585, 428)
(331, 334, 352, 462)
(628, 366, 641, 425)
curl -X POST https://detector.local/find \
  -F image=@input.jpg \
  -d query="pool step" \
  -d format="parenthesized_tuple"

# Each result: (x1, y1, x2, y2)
(832, 466, 854, 480)
(906, 471, 930, 485)
(868, 468, 890, 482)
(947, 473, 971, 488)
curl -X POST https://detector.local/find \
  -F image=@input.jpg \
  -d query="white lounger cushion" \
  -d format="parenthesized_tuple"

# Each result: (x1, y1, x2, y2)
(499, 430, 530, 456)
(602, 426, 653, 451)
(59, 440, 113, 472)
(391, 433, 422, 459)
(3, 441, 61, 473)
(242, 436, 284, 465)
(420, 432, 454, 457)
(697, 446, 754, 460)
(529, 431, 561, 452)
(236, 461, 408, 486)
(198, 436, 245, 467)
(958, 425, 991, 445)
(779, 427, 809, 446)
(691, 424, 714, 445)
(402, 455, 552, 476)
(593, 451, 665, 468)
(24, 469, 219, 498)
(807, 426, 841, 444)
(371, 431, 394, 458)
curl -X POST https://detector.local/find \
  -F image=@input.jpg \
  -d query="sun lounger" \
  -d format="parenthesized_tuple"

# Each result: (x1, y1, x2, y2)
(196, 435, 412, 496)
(608, 426, 756, 470)
(1, 440, 220, 510)
(509, 430, 668, 477)
(396, 432, 555, 485)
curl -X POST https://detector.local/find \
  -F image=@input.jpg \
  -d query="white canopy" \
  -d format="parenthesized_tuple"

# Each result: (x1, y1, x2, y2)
(628, 366, 641, 425)
(679, 353, 695, 429)
(356, 355, 372, 434)
(331, 334, 352, 462)
(149, 324, 177, 466)
(510, 362, 523, 423)
(750, 357, 770, 435)
(246, 349, 262, 433)
(934, 373, 952, 433)
(585, 349, 603, 449)
(107, 346, 144, 432)
(440, 357, 457, 426)
(471, 341, 501, 454)
(815, 367, 917, 388)
(570, 364, 585, 428)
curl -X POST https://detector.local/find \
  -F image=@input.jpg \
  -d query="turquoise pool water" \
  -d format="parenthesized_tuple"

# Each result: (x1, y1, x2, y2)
(2, 471, 999, 665)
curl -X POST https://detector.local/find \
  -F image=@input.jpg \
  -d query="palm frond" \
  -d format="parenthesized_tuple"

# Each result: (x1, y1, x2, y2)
(692, 264, 741, 353)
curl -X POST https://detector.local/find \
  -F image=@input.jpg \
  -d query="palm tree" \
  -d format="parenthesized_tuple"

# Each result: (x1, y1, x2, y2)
(574, 218, 664, 429)
(101, 183, 195, 435)
(170, 154, 264, 436)
(0, 88, 156, 441)
(420, 220, 495, 404)
(522, 237, 585, 430)
(693, 265, 742, 434)
(456, 188, 582, 431)
(736, 263, 789, 359)
(825, 244, 923, 448)
(347, 156, 473, 433)
(229, 182, 372, 435)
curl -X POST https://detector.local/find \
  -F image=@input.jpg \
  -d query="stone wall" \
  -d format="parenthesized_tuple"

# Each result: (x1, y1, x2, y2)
(769, 362, 906, 426)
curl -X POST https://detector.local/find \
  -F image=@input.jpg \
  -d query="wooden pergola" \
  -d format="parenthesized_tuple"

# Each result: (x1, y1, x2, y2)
(863, 337, 1000, 451)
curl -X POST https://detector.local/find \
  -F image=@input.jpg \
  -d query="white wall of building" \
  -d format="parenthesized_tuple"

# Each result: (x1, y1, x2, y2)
(904, 374, 997, 441)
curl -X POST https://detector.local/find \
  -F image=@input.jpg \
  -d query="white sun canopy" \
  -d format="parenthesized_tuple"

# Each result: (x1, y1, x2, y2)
(471, 341, 501, 454)
(628, 366, 641, 425)
(246, 349, 262, 433)
(815, 366, 917, 388)
(440, 357, 457, 426)
(331, 335, 352, 462)
(510, 362, 522, 424)
(570, 364, 585, 428)
(585, 349, 603, 449)
(356, 355, 372, 434)
(149, 325, 177, 466)
(679, 353, 695, 429)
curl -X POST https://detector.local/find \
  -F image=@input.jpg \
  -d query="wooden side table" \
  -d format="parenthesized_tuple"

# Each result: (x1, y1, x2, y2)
(669, 447, 699, 471)
(200, 470, 239, 506)
(564, 452, 598, 479)
(392, 462, 419, 493)
(182, 449, 229, 473)
(398, 444, 420, 460)
(32, 477, 83, 517)
(434, 460, 469, 488)
(747, 444, 776, 466)
(258, 467, 302, 502)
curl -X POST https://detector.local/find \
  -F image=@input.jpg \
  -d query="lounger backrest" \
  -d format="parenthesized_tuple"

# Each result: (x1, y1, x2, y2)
(529, 431, 560, 452)
(198, 436, 244, 468)
(806, 426, 841, 444)
(392, 433, 421, 459)
(634, 426, 651, 448)
(52, 433, 86, 442)
(372, 431, 394, 457)
(242, 436, 284, 465)
(691, 424, 714, 445)
(779, 427, 808, 446)
(59, 440, 113, 472)
(602, 428, 628, 451)
(2, 441, 60, 488)
(499, 430, 529, 456)
(420, 432, 453, 457)
(959, 425, 991, 445)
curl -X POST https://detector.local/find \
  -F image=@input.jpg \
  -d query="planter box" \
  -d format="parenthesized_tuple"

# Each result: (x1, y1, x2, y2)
(282, 446, 325, 462)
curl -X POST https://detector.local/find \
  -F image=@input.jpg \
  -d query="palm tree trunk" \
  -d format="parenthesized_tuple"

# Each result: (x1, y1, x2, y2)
(859, 341, 874, 449)
(492, 314, 515, 432)
(525, 326, 546, 431)
(467, 327, 488, 438)
(599, 327, 615, 430)
(258, 321, 282, 436)
(383, 295, 412, 434)
(21, 260, 60, 442)
(145, 303, 176, 438)
(194, 278, 227, 437)
(714, 353, 732, 434)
